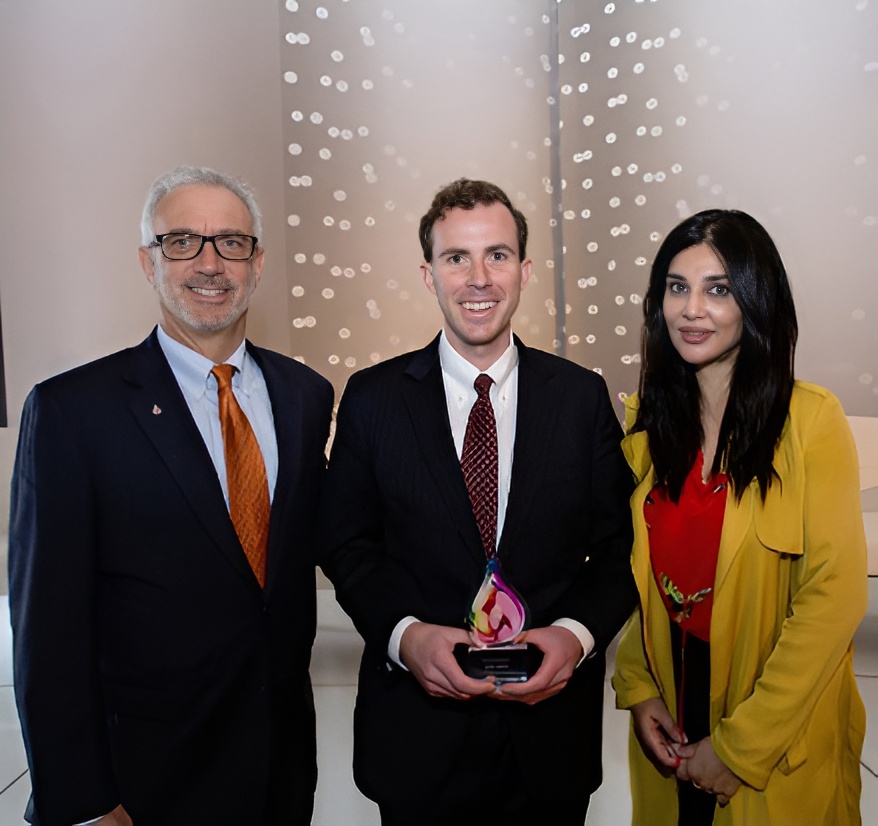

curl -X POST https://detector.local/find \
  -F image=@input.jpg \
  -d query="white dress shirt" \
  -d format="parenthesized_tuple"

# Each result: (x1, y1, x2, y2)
(439, 330, 518, 545)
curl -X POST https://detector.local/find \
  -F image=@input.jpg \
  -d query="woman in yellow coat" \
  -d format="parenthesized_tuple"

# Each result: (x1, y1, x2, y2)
(613, 209, 867, 825)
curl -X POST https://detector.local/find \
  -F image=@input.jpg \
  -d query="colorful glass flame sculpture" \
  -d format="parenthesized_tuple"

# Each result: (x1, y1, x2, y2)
(467, 558, 527, 647)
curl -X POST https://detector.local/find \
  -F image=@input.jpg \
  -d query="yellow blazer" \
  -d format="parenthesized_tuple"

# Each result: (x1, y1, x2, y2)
(613, 382, 867, 826)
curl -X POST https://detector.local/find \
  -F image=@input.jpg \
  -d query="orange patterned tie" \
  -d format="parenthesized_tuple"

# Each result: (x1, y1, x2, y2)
(212, 364, 269, 587)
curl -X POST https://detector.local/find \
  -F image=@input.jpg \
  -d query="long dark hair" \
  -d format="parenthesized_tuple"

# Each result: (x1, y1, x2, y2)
(632, 209, 798, 502)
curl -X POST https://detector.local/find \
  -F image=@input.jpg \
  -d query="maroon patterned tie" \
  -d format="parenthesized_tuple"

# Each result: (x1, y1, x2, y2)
(461, 374, 498, 557)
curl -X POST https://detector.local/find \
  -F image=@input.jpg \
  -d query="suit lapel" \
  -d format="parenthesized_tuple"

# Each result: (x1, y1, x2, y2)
(400, 339, 486, 564)
(248, 344, 305, 591)
(499, 339, 559, 561)
(124, 330, 256, 586)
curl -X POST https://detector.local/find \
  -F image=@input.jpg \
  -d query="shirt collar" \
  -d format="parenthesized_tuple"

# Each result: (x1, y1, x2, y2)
(156, 325, 249, 400)
(437, 329, 518, 391)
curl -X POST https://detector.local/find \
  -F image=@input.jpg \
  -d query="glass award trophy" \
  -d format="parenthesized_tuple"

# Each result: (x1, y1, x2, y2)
(454, 557, 543, 683)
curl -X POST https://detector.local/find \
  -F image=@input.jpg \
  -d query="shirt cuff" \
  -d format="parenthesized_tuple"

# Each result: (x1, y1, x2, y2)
(388, 616, 420, 669)
(552, 618, 594, 667)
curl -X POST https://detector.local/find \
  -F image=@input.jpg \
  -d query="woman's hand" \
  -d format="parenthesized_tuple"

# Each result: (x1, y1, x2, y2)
(630, 697, 686, 774)
(676, 737, 742, 806)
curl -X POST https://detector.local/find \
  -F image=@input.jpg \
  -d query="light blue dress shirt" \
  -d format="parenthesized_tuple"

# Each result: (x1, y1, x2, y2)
(156, 326, 279, 505)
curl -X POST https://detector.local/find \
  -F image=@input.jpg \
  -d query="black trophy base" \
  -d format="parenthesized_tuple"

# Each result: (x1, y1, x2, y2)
(453, 642, 544, 684)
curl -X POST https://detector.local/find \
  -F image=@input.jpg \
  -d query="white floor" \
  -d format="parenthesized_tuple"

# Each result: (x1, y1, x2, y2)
(1, 584, 877, 825)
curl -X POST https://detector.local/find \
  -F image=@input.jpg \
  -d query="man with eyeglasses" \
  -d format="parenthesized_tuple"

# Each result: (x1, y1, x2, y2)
(9, 166, 333, 825)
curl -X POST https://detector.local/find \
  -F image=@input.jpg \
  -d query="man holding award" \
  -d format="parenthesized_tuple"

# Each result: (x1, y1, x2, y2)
(320, 178, 636, 825)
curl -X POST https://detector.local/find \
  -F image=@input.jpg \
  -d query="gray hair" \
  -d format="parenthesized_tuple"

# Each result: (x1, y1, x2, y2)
(140, 165, 263, 246)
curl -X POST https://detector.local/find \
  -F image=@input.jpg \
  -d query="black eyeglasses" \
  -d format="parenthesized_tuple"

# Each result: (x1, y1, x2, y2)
(151, 233, 258, 261)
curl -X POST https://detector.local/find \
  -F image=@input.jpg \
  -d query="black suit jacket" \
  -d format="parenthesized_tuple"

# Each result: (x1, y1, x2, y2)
(9, 329, 333, 826)
(320, 335, 636, 810)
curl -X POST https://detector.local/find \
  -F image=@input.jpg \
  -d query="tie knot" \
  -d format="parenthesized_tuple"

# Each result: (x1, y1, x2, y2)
(474, 374, 493, 398)
(212, 363, 236, 389)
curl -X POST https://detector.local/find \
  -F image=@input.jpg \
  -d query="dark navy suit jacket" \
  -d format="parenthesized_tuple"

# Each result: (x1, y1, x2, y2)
(9, 329, 333, 826)
(320, 335, 636, 810)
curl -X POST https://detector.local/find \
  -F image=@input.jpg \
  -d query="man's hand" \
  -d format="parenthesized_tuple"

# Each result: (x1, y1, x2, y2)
(493, 626, 582, 704)
(92, 805, 133, 826)
(629, 697, 685, 774)
(675, 737, 742, 806)
(399, 622, 497, 700)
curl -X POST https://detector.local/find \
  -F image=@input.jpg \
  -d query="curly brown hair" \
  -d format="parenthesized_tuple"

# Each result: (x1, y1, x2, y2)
(418, 178, 528, 262)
